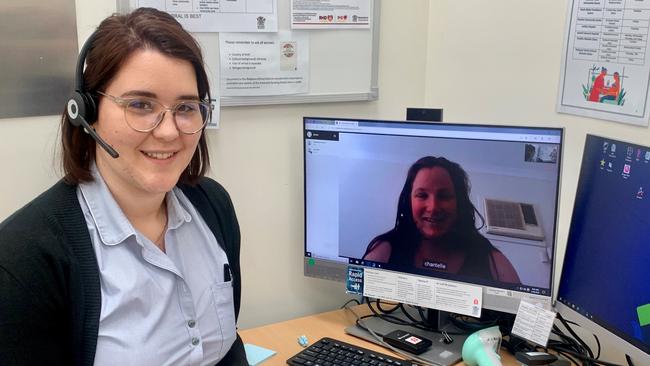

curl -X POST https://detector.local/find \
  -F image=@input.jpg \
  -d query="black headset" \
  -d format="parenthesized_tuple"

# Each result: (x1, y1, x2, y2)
(66, 31, 120, 158)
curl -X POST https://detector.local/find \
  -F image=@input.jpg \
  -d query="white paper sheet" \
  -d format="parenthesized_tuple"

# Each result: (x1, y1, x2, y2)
(557, 0, 650, 125)
(219, 31, 309, 96)
(131, 0, 278, 32)
(512, 300, 556, 347)
(291, 0, 370, 29)
(363, 268, 483, 318)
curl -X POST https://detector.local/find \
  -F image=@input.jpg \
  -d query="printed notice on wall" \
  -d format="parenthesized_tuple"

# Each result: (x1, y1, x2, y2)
(291, 0, 370, 29)
(363, 268, 483, 318)
(557, 0, 650, 125)
(219, 31, 309, 96)
(130, 0, 278, 32)
(206, 89, 221, 130)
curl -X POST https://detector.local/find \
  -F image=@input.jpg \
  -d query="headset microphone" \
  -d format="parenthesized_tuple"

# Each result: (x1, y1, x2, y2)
(66, 98, 119, 158)
(66, 32, 119, 159)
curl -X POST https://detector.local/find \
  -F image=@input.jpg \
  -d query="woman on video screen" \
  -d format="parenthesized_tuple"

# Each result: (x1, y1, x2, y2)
(362, 156, 520, 284)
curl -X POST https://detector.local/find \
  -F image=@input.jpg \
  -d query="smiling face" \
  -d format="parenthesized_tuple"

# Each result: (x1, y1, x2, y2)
(410, 167, 458, 240)
(94, 49, 202, 198)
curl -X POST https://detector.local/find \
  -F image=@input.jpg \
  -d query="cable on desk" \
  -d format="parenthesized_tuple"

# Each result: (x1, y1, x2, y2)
(556, 312, 596, 361)
(340, 298, 361, 309)
(363, 297, 467, 335)
(399, 303, 425, 324)
(376, 298, 400, 314)
(365, 299, 420, 329)
(367, 297, 514, 338)
(365, 298, 435, 333)
(502, 312, 627, 366)
(344, 303, 445, 366)
(348, 299, 629, 366)
(356, 298, 622, 366)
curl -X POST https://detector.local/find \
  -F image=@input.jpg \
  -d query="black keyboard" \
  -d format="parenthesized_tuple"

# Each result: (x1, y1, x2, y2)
(287, 337, 414, 366)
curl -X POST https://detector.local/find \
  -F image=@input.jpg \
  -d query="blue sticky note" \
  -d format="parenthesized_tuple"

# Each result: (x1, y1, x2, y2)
(244, 343, 277, 366)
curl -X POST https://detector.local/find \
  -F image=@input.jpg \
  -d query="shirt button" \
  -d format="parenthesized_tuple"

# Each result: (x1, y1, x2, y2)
(191, 337, 200, 346)
(188, 320, 196, 328)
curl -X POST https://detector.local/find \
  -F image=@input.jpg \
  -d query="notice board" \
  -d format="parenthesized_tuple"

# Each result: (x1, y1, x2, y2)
(118, 0, 381, 107)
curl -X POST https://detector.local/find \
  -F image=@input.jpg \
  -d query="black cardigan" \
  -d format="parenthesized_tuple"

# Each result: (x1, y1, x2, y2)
(0, 178, 247, 365)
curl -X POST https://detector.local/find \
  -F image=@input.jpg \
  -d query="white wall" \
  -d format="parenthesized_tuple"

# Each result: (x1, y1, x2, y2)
(0, 0, 430, 328)
(425, 1, 650, 363)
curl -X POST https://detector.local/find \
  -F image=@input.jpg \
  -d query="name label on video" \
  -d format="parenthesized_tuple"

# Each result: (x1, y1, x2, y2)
(423, 260, 447, 270)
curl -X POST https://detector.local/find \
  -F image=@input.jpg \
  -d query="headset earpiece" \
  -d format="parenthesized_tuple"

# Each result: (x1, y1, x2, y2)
(67, 31, 99, 127)
(67, 91, 97, 127)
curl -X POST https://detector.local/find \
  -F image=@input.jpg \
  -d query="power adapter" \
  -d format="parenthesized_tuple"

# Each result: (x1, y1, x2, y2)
(382, 330, 432, 355)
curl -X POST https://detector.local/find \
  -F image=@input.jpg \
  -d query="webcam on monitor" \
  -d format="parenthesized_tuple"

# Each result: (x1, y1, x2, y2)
(406, 107, 443, 122)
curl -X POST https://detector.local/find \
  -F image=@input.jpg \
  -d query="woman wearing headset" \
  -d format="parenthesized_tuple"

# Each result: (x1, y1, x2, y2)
(0, 8, 246, 365)
(363, 156, 520, 284)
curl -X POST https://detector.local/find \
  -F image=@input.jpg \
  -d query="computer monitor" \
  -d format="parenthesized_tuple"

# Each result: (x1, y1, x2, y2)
(304, 117, 563, 315)
(556, 134, 650, 363)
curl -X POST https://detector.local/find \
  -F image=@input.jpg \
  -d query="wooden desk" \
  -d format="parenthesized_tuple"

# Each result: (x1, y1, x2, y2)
(239, 305, 518, 365)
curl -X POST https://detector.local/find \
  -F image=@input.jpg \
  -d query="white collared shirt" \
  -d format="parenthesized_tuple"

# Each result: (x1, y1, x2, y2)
(77, 167, 236, 366)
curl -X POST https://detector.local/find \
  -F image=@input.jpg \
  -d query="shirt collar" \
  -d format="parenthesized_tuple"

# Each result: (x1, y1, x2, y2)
(167, 187, 192, 230)
(79, 163, 191, 246)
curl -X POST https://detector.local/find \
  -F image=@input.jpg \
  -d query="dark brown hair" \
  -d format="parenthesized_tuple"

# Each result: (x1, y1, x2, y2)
(61, 7, 210, 184)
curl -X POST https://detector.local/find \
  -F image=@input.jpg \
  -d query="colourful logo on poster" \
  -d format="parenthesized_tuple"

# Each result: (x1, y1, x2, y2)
(583, 65, 626, 106)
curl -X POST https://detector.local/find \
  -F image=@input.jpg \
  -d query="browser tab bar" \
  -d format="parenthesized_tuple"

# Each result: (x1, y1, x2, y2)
(334, 120, 359, 127)
(305, 120, 561, 144)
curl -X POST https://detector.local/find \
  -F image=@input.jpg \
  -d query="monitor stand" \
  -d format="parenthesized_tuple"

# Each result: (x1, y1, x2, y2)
(344, 308, 467, 366)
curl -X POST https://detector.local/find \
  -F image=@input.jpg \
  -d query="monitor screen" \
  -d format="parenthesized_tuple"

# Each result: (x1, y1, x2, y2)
(304, 117, 563, 314)
(557, 134, 650, 361)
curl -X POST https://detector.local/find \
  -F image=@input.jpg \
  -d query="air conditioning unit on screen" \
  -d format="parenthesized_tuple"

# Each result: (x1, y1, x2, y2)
(483, 198, 544, 241)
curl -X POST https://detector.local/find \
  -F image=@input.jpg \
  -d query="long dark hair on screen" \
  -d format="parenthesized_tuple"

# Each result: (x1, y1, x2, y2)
(362, 156, 495, 269)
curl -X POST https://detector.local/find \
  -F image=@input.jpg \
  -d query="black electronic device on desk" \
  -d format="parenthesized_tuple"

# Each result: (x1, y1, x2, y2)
(287, 337, 414, 366)
(344, 306, 468, 366)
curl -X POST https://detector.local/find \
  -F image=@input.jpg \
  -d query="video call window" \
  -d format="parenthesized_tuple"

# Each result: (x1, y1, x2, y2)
(305, 118, 562, 296)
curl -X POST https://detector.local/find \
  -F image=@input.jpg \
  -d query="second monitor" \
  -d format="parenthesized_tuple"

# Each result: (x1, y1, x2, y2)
(304, 117, 563, 315)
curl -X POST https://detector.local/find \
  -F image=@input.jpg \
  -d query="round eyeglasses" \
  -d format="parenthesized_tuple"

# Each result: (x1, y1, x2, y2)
(97, 91, 213, 135)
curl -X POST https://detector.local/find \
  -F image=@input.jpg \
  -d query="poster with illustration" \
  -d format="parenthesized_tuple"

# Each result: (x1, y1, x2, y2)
(557, 0, 650, 126)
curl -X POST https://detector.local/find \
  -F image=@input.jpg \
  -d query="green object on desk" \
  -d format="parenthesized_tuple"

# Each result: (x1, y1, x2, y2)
(244, 343, 277, 365)
(637, 303, 650, 327)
